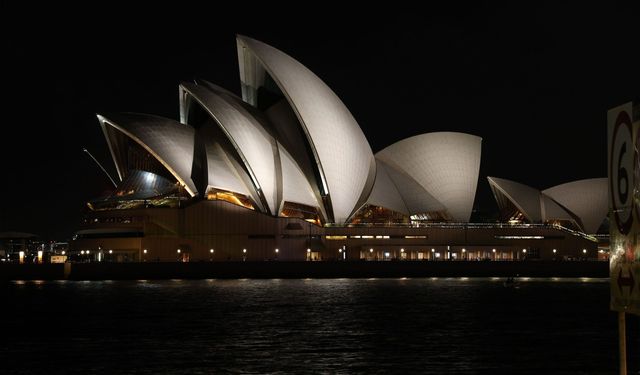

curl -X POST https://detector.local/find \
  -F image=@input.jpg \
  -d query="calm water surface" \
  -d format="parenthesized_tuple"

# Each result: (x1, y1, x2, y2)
(1, 278, 638, 374)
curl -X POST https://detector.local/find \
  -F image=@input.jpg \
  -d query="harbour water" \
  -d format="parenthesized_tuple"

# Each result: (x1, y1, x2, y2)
(1, 278, 637, 374)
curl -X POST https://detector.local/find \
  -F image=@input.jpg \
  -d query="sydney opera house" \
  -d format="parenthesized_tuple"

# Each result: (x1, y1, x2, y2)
(72, 36, 607, 262)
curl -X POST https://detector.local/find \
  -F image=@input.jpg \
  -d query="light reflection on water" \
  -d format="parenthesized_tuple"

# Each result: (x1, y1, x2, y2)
(1, 278, 637, 374)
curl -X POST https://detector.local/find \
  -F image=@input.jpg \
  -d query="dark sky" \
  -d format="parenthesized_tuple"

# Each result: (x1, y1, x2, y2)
(2, 3, 639, 239)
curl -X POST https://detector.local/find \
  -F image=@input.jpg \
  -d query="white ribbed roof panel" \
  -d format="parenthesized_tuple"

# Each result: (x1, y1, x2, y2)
(487, 176, 541, 222)
(237, 36, 375, 224)
(540, 194, 575, 223)
(279, 144, 319, 209)
(181, 82, 279, 215)
(542, 178, 608, 233)
(376, 132, 481, 222)
(97, 113, 196, 196)
(367, 160, 409, 215)
(206, 141, 251, 197)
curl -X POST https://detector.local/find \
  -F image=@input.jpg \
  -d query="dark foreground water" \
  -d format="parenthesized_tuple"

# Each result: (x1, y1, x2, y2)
(1, 278, 638, 374)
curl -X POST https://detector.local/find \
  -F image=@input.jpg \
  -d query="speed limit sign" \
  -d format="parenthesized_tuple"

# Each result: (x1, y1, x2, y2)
(609, 107, 634, 235)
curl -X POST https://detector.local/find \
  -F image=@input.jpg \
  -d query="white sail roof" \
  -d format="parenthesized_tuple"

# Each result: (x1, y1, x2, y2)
(377, 132, 481, 222)
(237, 35, 375, 224)
(487, 176, 542, 222)
(180, 81, 279, 215)
(97, 113, 197, 196)
(543, 178, 608, 233)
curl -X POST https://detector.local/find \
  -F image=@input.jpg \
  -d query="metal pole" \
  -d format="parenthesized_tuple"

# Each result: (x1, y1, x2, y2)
(83, 148, 118, 188)
(618, 311, 626, 375)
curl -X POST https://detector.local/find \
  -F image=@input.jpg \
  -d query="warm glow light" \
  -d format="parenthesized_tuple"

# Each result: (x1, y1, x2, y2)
(61, 251, 66, 255)
(37, 251, 43, 263)
(243, 249, 247, 253)
(143, 249, 147, 254)
(582, 249, 587, 254)
(86, 250, 90, 254)
(369, 248, 373, 253)
(431, 248, 435, 252)
(522, 249, 527, 253)
(400, 248, 405, 252)
(177, 249, 181, 253)
(384, 252, 390, 257)
(492, 249, 496, 253)
(462, 248, 466, 253)
(19, 251, 24, 264)
(81, 250, 85, 255)
(210, 249, 214, 253)
(553, 249, 557, 253)
(338, 248, 342, 253)
(109, 250, 113, 254)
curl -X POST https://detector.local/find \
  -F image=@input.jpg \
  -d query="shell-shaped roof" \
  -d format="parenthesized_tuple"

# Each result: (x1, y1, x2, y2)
(97, 113, 197, 196)
(279, 144, 319, 209)
(542, 178, 608, 233)
(179, 81, 279, 215)
(487, 177, 542, 222)
(204, 141, 252, 197)
(236, 35, 375, 224)
(376, 132, 481, 222)
(367, 160, 410, 215)
(540, 194, 576, 224)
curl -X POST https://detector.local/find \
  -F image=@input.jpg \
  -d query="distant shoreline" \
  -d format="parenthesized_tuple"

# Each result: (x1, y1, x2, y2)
(0, 261, 608, 280)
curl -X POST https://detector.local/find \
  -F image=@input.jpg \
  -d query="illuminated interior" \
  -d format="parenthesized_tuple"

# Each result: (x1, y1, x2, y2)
(88, 145, 191, 211)
(206, 188, 255, 210)
(349, 205, 409, 225)
(410, 211, 452, 224)
(280, 201, 321, 225)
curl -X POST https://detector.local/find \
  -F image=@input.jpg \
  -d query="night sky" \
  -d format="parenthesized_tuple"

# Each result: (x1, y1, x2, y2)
(2, 4, 639, 239)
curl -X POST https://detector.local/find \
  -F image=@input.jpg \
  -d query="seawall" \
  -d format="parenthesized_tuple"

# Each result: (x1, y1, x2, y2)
(0, 261, 608, 280)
